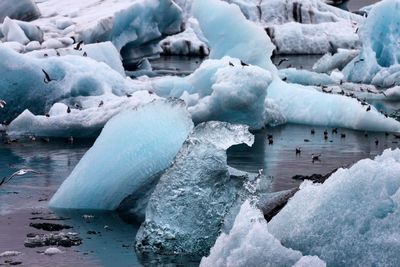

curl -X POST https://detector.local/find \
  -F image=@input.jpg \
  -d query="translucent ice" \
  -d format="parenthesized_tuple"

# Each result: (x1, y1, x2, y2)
(269, 148, 400, 266)
(343, 0, 400, 86)
(192, 0, 276, 71)
(136, 122, 260, 255)
(49, 99, 193, 210)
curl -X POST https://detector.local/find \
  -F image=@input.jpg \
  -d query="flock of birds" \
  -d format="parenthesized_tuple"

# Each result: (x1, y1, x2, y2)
(265, 127, 399, 164)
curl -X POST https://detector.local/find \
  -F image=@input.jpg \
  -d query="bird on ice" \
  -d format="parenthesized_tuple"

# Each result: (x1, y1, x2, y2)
(0, 169, 41, 186)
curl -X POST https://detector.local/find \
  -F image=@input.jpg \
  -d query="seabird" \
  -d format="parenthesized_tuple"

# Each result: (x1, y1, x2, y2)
(366, 105, 371, 112)
(354, 58, 364, 65)
(332, 128, 338, 134)
(364, 132, 369, 137)
(74, 41, 84, 50)
(311, 154, 321, 163)
(56, 50, 60, 56)
(126, 93, 132, 98)
(67, 136, 74, 144)
(43, 53, 48, 57)
(304, 139, 310, 142)
(45, 113, 50, 117)
(323, 130, 328, 136)
(393, 134, 400, 139)
(67, 106, 71, 113)
(374, 138, 379, 146)
(277, 58, 289, 66)
(70, 36, 76, 44)
(83, 52, 87, 57)
(74, 103, 82, 109)
(282, 77, 287, 81)
(268, 139, 273, 145)
(240, 60, 249, 67)
(98, 101, 104, 107)
(338, 90, 345, 95)
(311, 128, 315, 135)
(328, 41, 338, 55)
(385, 132, 389, 137)
(0, 100, 6, 109)
(42, 69, 52, 84)
(267, 134, 273, 140)
(295, 147, 301, 155)
(324, 135, 328, 140)
(341, 133, 346, 138)
(229, 62, 234, 67)
(0, 169, 40, 186)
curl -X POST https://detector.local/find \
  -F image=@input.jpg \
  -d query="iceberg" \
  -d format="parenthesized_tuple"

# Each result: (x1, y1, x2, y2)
(152, 57, 274, 129)
(160, 18, 209, 57)
(312, 49, 359, 74)
(0, 44, 130, 123)
(269, 148, 400, 266)
(136, 122, 262, 255)
(343, 0, 400, 86)
(49, 99, 193, 210)
(1, 17, 44, 44)
(200, 200, 326, 267)
(0, 0, 41, 23)
(267, 79, 400, 132)
(7, 91, 156, 138)
(27, 42, 125, 76)
(192, 0, 276, 71)
(279, 68, 338, 86)
(33, 0, 183, 55)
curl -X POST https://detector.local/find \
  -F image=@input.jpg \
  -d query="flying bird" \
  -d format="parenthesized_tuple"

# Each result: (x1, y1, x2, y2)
(0, 100, 6, 109)
(0, 169, 40, 186)
(277, 58, 289, 66)
(42, 69, 52, 84)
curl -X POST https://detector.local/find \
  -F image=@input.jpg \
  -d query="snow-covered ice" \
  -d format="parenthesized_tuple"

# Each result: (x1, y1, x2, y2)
(200, 200, 326, 267)
(136, 122, 263, 255)
(49, 99, 193, 210)
(312, 49, 359, 74)
(269, 148, 400, 266)
(44, 247, 63, 256)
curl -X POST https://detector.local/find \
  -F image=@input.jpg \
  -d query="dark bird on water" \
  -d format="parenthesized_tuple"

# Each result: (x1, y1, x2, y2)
(364, 132, 369, 138)
(296, 147, 301, 155)
(268, 139, 273, 145)
(304, 139, 310, 142)
(311, 154, 321, 163)
(375, 138, 379, 146)
(323, 130, 328, 136)
(277, 58, 289, 66)
(311, 128, 315, 135)
(385, 132, 389, 137)
(42, 69, 52, 84)
(393, 134, 400, 139)
(341, 133, 346, 138)
(0, 169, 40, 186)
(67, 106, 71, 113)
(74, 40, 84, 50)
(324, 135, 328, 140)
(332, 128, 338, 134)
(267, 134, 273, 140)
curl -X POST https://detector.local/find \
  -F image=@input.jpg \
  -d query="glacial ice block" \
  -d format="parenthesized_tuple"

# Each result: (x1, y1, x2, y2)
(343, 0, 400, 86)
(192, 0, 276, 71)
(269, 148, 400, 266)
(0, 44, 130, 123)
(0, 0, 41, 22)
(7, 91, 157, 138)
(151, 57, 274, 129)
(136, 122, 260, 255)
(33, 0, 183, 54)
(200, 201, 325, 267)
(49, 99, 193, 210)
(267, 79, 400, 132)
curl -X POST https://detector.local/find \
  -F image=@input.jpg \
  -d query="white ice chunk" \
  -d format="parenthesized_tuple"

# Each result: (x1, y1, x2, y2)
(279, 68, 338, 86)
(0, 0, 40, 22)
(49, 99, 193, 210)
(269, 148, 400, 266)
(267, 79, 400, 132)
(313, 49, 359, 73)
(2, 17, 30, 45)
(200, 201, 325, 267)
